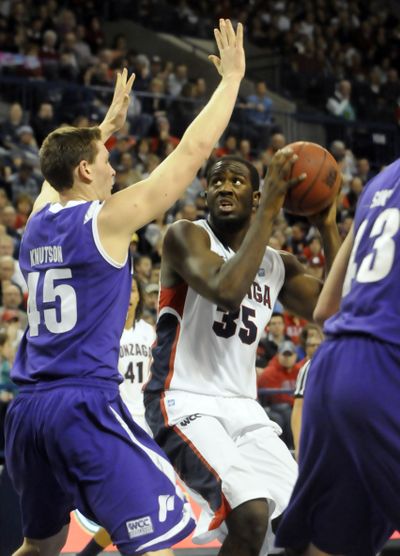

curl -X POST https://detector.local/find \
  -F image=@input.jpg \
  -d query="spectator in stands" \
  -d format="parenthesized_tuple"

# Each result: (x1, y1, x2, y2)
(340, 176, 363, 214)
(167, 63, 188, 97)
(11, 126, 39, 168)
(356, 157, 374, 184)
(261, 132, 286, 167)
(215, 134, 239, 157)
(40, 29, 60, 80)
(14, 193, 33, 229)
(257, 311, 290, 367)
(286, 220, 307, 255)
(0, 283, 27, 331)
(257, 340, 300, 449)
(170, 81, 198, 138)
(143, 282, 159, 322)
(134, 255, 153, 285)
(140, 76, 168, 121)
(283, 310, 307, 346)
(243, 80, 274, 148)
(7, 161, 40, 203)
(30, 102, 57, 146)
(303, 235, 325, 270)
(296, 322, 324, 361)
(0, 103, 26, 150)
(326, 79, 356, 121)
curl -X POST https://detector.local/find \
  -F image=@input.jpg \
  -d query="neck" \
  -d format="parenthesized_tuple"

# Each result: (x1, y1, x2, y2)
(125, 314, 135, 330)
(207, 216, 250, 252)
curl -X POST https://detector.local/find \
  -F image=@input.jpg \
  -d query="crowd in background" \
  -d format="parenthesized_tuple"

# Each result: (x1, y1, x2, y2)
(0, 0, 392, 448)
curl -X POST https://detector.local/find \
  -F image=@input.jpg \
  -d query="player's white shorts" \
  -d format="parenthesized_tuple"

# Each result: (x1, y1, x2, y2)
(145, 390, 298, 555)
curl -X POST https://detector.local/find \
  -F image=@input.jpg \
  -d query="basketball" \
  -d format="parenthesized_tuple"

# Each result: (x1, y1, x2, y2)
(283, 141, 341, 216)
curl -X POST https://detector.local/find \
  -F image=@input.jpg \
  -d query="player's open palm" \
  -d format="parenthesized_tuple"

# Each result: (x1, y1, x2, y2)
(261, 148, 306, 216)
(209, 19, 245, 81)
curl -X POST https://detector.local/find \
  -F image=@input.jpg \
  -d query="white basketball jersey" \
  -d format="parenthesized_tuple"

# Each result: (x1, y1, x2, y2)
(150, 219, 285, 399)
(118, 319, 156, 417)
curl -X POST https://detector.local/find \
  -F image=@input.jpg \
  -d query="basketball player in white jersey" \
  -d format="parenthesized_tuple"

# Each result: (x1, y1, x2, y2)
(144, 154, 341, 556)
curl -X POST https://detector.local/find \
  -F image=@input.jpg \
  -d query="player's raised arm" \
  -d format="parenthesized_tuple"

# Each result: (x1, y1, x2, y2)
(98, 19, 245, 259)
(278, 199, 341, 321)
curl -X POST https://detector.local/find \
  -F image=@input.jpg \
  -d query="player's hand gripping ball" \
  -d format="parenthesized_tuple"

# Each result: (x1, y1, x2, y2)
(284, 141, 341, 216)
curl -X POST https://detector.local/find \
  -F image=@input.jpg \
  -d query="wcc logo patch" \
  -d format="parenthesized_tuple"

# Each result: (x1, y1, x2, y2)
(126, 516, 154, 539)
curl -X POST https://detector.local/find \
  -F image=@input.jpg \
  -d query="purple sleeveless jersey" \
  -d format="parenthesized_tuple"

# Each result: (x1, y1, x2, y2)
(12, 200, 131, 386)
(325, 158, 400, 345)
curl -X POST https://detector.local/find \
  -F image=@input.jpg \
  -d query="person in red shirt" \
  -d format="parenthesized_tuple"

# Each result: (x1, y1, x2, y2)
(257, 340, 300, 448)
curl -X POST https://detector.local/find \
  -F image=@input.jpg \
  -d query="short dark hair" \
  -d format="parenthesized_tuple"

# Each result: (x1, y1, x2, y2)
(40, 126, 101, 192)
(206, 155, 260, 191)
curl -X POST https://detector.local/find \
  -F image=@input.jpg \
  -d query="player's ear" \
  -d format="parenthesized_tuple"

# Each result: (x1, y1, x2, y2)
(77, 160, 92, 183)
(252, 190, 261, 210)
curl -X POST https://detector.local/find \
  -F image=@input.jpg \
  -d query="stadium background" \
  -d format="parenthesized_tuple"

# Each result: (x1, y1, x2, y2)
(1, 0, 400, 554)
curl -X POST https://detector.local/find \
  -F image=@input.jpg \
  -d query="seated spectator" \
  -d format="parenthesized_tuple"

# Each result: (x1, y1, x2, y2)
(215, 134, 239, 157)
(30, 102, 57, 146)
(303, 235, 325, 271)
(143, 282, 159, 322)
(150, 116, 179, 158)
(169, 81, 198, 138)
(242, 80, 274, 149)
(133, 255, 153, 285)
(285, 221, 307, 255)
(0, 103, 26, 150)
(261, 132, 286, 167)
(257, 311, 290, 367)
(283, 310, 307, 345)
(7, 161, 41, 203)
(14, 194, 33, 230)
(340, 176, 363, 214)
(326, 79, 356, 121)
(0, 283, 27, 331)
(296, 322, 324, 361)
(141, 77, 168, 120)
(167, 63, 188, 97)
(356, 157, 374, 184)
(257, 340, 300, 449)
(11, 126, 40, 168)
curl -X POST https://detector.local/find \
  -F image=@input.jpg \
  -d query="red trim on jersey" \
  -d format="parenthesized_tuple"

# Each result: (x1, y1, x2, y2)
(159, 282, 188, 318)
(172, 424, 232, 531)
(160, 392, 169, 427)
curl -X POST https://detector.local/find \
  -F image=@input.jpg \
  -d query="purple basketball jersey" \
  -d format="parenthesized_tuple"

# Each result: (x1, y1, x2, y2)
(325, 159, 400, 345)
(12, 201, 131, 385)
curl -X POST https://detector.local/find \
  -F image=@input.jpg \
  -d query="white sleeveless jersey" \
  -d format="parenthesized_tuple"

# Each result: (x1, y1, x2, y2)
(118, 319, 156, 417)
(149, 219, 286, 399)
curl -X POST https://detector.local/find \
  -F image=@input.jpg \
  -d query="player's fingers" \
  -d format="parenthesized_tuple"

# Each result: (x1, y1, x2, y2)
(214, 28, 223, 53)
(225, 19, 235, 46)
(121, 67, 128, 85)
(126, 73, 135, 93)
(287, 172, 306, 188)
(236, 22, 243, 48)
(218, 19, 229, 48)
(208, 55, 221, 73)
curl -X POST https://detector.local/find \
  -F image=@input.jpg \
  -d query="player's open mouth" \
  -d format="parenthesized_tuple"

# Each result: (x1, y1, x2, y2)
(218, 199, 234, 211)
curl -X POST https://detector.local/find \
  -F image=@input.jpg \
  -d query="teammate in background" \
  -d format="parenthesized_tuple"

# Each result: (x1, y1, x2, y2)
(276, 160, 400, 555)
(144, 152, 341, 556)
(5, 19, 245, 556)
(78, 276, 172, 556)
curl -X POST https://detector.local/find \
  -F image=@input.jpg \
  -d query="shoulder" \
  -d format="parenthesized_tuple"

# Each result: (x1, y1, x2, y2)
(278, 250, 305, 277)
(164, 219, 210, 251)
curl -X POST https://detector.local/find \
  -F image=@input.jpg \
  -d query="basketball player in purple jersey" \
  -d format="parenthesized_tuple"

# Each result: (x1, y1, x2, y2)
(276, 160, 400, 555)
(4, 19, 245, 556)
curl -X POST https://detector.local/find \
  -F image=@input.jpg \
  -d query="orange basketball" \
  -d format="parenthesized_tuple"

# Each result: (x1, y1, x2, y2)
(283, 141, 341, 216)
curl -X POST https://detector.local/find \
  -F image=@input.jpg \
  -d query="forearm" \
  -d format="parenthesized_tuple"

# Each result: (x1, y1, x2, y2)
(209, 209, 276, 310)
(319, 222, 341, 274)
(314, 225, 354, 325)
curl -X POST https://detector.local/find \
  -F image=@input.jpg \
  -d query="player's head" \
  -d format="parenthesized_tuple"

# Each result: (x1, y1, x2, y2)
(40, 126, 115, 199)
(205, 156, 260, 232)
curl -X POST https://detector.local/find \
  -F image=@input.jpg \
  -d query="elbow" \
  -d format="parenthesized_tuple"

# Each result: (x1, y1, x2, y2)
(313, 304, 328, 327)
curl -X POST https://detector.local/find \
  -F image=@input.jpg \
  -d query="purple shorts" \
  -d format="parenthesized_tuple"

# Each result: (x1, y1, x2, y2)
(5, 381, 195, 554)
(276, 335, 400, 556)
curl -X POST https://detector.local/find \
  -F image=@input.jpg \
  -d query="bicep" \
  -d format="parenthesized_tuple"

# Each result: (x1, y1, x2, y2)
(165, 224, 226, 302)
(279, 255, 323, 321)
